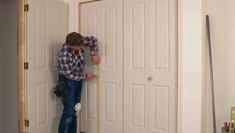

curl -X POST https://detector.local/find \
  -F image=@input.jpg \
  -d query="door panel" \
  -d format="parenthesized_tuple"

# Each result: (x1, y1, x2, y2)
(124, 0, 177, 133)
(149, 0, 170, 71)
(80, 1, 123, 133)
(131, 84, 146, 127)
(80, 4, 99, 133)
(26, 0, 68, 132)
(131, 2, 146, 70)
(148, 0, 178, 132)
(149, 85, 169, 133)
(124, 1, 149, 133)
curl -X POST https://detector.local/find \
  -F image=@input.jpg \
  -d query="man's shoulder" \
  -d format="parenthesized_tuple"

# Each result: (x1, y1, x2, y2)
(83, 36, 97, 41)
(58, 46, 72, 57)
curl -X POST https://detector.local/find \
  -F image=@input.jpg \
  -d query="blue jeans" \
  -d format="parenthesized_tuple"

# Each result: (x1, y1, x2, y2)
(58, 75, 83, 133)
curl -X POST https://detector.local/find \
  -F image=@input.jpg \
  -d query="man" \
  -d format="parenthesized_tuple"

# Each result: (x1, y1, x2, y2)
(57, 32, 100, 133)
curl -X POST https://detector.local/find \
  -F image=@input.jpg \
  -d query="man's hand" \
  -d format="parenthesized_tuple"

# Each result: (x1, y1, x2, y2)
(85, 73, 97, 80)
(91, 55, 100, 64)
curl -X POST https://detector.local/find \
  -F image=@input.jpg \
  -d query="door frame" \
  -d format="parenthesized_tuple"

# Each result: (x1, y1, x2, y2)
(77, 0, 179, 132)
(18, 0, 26, 132)
(17, 0, 205, 133)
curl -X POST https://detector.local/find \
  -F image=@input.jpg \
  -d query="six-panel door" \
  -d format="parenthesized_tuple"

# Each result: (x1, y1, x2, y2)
(26, 0, 68, 132)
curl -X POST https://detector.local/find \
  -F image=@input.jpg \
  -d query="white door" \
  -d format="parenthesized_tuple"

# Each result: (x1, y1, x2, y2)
(80, 0, 124, 133)
(80, 0, 177, 133)
(26, 0, 68, 132)
(124, 0, 177, 133)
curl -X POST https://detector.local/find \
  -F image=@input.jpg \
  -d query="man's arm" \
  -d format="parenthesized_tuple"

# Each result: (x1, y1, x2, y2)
(83, 36, 100, 64)
(83, 36, 98, 55)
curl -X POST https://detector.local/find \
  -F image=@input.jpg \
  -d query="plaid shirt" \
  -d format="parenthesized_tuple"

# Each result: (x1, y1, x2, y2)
(57, 36, 98, 81)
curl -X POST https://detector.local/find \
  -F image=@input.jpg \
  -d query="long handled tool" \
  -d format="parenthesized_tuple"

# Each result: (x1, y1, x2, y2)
(206, 15, 217, 133)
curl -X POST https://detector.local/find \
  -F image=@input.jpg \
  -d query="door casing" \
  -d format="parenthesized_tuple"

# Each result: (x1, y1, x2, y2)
(18, 0, 26, 132)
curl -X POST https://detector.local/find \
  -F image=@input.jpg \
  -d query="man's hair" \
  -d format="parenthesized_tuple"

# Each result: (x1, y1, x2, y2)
(66, 32, 84, 46)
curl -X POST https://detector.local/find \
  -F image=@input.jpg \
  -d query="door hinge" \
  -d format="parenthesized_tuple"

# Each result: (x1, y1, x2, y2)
(25, 119, 29, 127)
(24, 4, 29, 12)
(24, 62, 29, 70)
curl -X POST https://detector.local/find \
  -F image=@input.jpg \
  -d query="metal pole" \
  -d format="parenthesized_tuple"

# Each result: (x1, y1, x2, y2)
(206, 15, 217, 133)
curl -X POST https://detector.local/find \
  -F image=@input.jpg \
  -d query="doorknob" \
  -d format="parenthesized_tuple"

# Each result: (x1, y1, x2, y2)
(148, 76, 153, 81)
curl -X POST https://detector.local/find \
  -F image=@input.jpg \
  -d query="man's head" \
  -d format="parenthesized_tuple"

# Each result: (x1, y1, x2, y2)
(66, 32, 84, 51)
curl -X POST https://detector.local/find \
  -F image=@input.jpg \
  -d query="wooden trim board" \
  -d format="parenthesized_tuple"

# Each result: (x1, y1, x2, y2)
(17, 0, 26, 133)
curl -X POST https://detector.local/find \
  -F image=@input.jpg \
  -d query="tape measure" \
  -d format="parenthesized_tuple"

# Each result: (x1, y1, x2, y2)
(96, 65, 101, 133)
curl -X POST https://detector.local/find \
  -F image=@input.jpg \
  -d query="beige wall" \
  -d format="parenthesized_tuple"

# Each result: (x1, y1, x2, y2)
(2, 0, 231, 133)
(205, 0, 235, 132)
(0, 0, 18, 133)
(178, 0, 206, 132)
